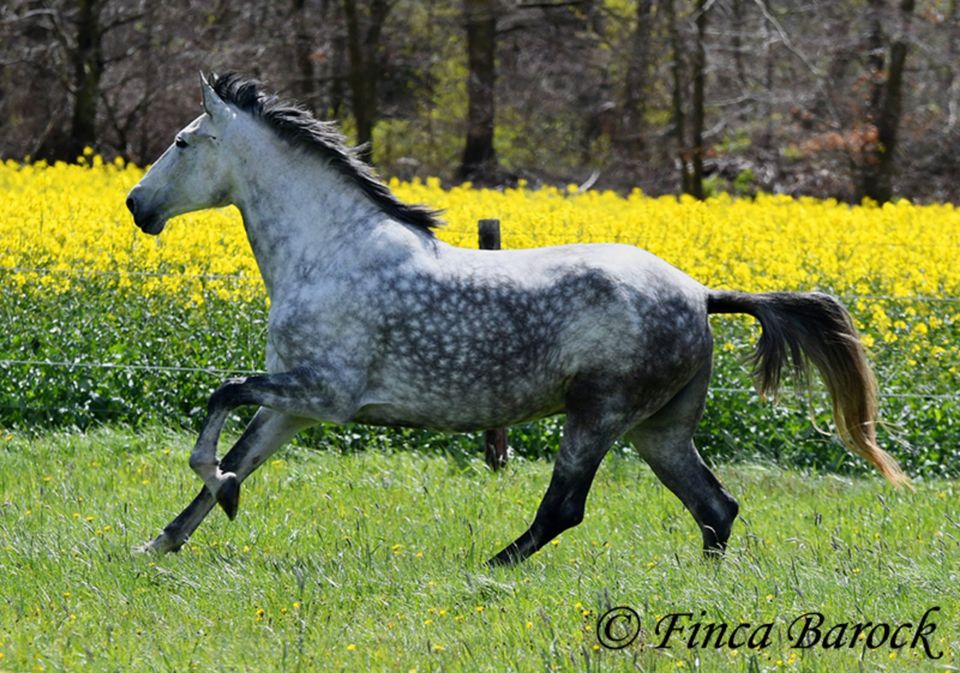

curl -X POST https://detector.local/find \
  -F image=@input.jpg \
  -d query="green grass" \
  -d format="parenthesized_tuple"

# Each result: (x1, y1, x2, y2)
(3, 277, 960, 477)
(0, 427, 957, 672)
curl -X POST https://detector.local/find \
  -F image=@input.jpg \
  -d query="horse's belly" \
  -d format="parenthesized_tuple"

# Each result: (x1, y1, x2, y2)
(351, 383, 566, 431)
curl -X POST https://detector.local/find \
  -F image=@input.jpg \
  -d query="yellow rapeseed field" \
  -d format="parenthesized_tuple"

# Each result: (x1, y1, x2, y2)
(1, 157, 958, 362)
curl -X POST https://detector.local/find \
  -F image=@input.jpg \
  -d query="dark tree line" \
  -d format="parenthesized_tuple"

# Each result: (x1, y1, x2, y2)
(0, 0, 954, 203)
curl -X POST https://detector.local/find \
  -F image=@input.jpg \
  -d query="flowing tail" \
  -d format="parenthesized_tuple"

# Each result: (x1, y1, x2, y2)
(707, 290, 908, 487)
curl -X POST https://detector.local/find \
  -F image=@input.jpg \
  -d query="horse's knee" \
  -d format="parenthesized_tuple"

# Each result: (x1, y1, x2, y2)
(208, 377, 251, 412)
(188, 450, 217, 473)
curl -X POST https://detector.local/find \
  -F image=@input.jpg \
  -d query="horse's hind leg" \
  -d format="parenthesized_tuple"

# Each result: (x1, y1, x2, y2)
(141, 408, 312, 553)
(626, 366, 739, 555)
(488, 382, 629, 566)
(631, 433, 739, 554)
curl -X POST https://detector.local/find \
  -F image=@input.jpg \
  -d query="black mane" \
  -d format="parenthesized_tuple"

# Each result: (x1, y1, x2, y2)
(210, 72, 442, 233)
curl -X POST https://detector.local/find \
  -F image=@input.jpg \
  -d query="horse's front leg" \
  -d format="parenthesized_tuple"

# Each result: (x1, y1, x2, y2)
(141, 407, 314, 553)
(189, 366, 357, 519)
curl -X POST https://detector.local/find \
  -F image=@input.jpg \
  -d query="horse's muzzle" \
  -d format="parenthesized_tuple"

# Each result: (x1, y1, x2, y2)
(126, 192, 165, 235)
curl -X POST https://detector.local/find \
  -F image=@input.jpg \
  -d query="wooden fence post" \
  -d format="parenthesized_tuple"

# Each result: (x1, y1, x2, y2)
(478, 218, 509, 470)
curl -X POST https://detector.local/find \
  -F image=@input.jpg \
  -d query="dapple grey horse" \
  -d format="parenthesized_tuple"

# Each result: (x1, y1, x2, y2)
(126, 74, 906, 566)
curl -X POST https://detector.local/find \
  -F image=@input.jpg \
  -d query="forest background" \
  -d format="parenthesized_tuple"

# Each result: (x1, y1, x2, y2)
(0, 0, 948, 204)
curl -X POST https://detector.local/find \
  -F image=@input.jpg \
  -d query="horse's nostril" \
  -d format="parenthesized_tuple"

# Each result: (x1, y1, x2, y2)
(126, 195, 138, 216)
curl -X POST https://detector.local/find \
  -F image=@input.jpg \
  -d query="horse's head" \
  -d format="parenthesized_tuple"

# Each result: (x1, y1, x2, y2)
(126, 74, 236, 235)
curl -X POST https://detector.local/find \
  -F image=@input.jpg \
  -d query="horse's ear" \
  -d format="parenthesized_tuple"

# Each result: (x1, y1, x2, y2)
(200, 72, 230, 122)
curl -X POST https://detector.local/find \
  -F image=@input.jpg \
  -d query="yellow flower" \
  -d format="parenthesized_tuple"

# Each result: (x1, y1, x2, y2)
(346, 643, 357, 652)
(0, 162, 952, 308)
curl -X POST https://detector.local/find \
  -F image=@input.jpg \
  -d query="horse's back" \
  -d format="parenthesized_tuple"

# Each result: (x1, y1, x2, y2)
(350, 240, 714, 431)
(440, 241, 711, 365)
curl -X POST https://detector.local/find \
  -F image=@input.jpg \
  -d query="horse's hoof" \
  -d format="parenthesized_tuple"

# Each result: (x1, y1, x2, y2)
(134, 532, 180, 554)
(216, 473, 241, 520)
(486, 550, 521, 568)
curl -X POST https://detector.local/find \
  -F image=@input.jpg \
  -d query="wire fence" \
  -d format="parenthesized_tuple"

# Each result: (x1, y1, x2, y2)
(0, 357, 262, 376)
(4, 223, 960, 410)
(0, 265, 260, 282)
(0, 358, 955, 402)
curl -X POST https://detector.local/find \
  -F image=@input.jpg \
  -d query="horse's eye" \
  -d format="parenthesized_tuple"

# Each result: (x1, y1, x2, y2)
(175, 136, 188, 148)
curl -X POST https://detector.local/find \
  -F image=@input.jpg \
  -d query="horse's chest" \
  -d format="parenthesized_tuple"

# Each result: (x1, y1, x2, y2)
(265, 296, 373, 368)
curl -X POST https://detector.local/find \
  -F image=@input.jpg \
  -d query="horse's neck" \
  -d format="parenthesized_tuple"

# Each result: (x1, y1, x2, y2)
(232, 149, 378, 298)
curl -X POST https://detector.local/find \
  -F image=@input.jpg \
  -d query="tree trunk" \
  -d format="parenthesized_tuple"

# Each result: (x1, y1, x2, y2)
(946, 0, 959, 129)
(621, 0, 654, 157)
(292, 0, 316, 108)
(342, 0, 390, 165)
(456, 0, 498, 183)
(858, 0, 915, 203)
(135, 0, 155, 163)
(69, 0, 105, 160)
(327, 0, 347, 118)
(665, 0, 692, 195)
(947, 0, 960, 129)
(689, 0, 707, 200)
(731, 0, 746, 90)
(760, 0, 775, 152)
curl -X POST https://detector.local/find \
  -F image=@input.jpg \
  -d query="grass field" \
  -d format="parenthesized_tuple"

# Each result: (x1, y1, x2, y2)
(1, 427, 956, 672)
